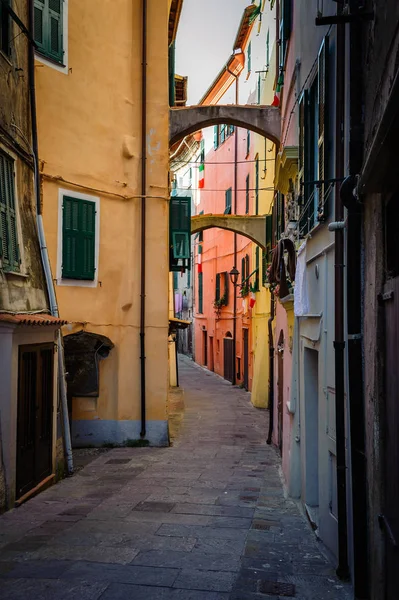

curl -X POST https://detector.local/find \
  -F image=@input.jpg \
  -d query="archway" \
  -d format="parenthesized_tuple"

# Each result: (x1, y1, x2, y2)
(191, 213, 268, 250)
(170, 105, 281, 147)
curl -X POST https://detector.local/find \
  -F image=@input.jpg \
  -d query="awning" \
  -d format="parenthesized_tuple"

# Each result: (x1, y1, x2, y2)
(169, 317, 191, 335)
(0, 313, 68, 326)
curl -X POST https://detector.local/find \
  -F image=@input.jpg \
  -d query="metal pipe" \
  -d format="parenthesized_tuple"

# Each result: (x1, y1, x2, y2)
(334, 13, 350, 580)
(267, 294, 275, 444)
(140, 0, 147, 438)
(27, 0, 73, 473)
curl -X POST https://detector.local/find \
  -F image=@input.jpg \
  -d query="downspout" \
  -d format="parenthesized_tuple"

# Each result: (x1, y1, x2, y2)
(140, 0, 147, 438)
(227, 66, 239, 386)
(334, 13, 350, 580)
(267, 294, 275, 444)
(345, 1, 369, 596)
(27, 1, 73, 474)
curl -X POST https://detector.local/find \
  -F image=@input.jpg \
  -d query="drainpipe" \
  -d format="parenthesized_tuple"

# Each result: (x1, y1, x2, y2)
(227, 66, 239, 386)
(27, 1, 73, 473)
(345, 1, 368, 596)
(334, 13, 350, 580)
(140, 0, 148, 438)
(267, 294, 275, 444)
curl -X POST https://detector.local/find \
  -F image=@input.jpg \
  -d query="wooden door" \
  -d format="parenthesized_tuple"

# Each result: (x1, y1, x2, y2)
(381, 276, 399, 599)
(223, 338, 234, 383)
(243, 329, 249, 391)
(203, 330, 208, 366)
(16, 344, 54, 499)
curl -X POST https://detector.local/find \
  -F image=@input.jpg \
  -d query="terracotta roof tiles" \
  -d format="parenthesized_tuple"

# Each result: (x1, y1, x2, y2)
(0, 313, 68, 326)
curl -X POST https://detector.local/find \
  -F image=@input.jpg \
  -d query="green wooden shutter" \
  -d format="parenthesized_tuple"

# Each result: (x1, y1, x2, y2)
(266, 28, 270, 67)
(215, 273, 221, 301)
(257, 74, 261, 105)
(0, 153, 20, 271)
(170, 196, 191, 260)
(198, 272, 203, 313)
(225, 188, 232, 214)
(34, 0, 63, 64)
(318, 35, 329, 221)
(255, 157, 259, 215)
(298, 90, 310, 237)
(245, 174, 250, 214)
(241, 257, 245, 284)
(62, 197, 95, 280)
(247, 41, 252, 73)
(214, 126, 219, 150)
(246, 130, 250, 156)
(283, 0, 292, 45)
(223, 271, 229, 304)
(255, 247, 260, 291)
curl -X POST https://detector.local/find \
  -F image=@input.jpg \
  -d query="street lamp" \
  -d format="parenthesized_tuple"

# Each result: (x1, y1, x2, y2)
(229, 266, 239, 286)
(229, 266, 240, 386)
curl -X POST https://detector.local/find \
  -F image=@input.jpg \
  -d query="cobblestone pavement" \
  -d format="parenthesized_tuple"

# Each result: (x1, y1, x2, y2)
(0, 356, 352, 599)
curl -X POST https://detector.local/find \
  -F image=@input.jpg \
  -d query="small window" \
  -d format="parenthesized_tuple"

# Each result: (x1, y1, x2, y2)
(34, 0, 64, 65)
(0, 0, 11, 57)
(62, 196, 96, 280)
(0, 152, 20, 272)
(246, 130, 251, 157)
(225, 188, 232, 215)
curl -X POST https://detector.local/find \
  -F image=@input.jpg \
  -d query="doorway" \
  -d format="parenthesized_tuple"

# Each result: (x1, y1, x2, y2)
(203, 330, 208, 367)
(243, 329, 249, 391)
(223, 335, 234, 383)
(16, 344, 54, 500)
(277, 330, 284, 456)
(304, 348, 319, 513)
(209, 337, 214, 371)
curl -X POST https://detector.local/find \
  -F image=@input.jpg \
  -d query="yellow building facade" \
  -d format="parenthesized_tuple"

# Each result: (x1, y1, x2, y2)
(250, 26, 276, 409)
(34, 0, 179, 446)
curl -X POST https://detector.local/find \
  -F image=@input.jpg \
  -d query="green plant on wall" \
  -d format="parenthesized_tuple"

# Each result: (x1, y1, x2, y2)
(240, 284, 249, 298)
(213, 294, 227, 309)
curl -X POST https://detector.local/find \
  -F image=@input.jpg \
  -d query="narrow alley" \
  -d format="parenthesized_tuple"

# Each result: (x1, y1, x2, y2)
(0, 357, 350, 600)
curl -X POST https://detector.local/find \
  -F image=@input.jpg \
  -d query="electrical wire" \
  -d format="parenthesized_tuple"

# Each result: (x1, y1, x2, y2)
(172, 158, 275, 166)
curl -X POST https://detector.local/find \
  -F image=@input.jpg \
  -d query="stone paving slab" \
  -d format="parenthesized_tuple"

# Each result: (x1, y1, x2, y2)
(0, 356, 352, 599)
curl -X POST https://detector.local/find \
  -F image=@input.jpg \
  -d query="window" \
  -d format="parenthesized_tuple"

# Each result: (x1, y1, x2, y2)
(62, 196, 96, 280)
(214, 125, 234, 150)
(247, 41, 252, 75)
(279, 0, 292, 67)
(215, 272, 229, 304)
(225, 188, 232, 215)
(245, 174, 250, 215)
(255, 155, 259, 215)
(257, 74, 261, 105)
(198, 209, 204, 242)
(0, 0, 11, 56)
(198, 272, 203, 314)
(0, 153, 20, 272)
(241, 254, 250, 285)
(262, 213, 272, 285)
(220, 124, 227, 144)
(246, 130, 251, 157)
(170, 196, 191, 271)
(266, 28, 270, 68)
(34, 0, 64, 64)
(298, 35, 330, 238)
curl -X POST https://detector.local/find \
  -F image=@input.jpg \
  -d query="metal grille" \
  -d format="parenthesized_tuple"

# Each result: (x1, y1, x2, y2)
(258, 580, 296, 597)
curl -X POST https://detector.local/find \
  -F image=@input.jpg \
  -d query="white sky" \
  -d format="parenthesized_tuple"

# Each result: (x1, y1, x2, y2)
(175, 0, 252, 105)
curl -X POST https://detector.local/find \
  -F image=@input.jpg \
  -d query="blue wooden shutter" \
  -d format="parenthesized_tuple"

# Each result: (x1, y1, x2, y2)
(62, 197, 95, 280)
(318, 36, 329, 221)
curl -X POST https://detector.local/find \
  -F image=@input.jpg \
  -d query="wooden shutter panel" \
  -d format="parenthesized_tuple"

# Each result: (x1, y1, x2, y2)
(245, 174, 250, 214)
(62, 197, 96, 280)
(255, 247, 260, 291)
(223, 271, 229, 304)
(33, 1, 45, 49)
(48, 0, 63, 62)
(170, 196, 191, 260)
(283, 0, 292, 45)
(216, 273, 221, 301)
(214, 126, 219, 150)
(241, 257, 245, 284)
(318, 35, 329, 221)
(255, 157, 259, 214)
(225, 188, 232, 214)
(198, 272, 203, 313)
(298, 90, 310, 237)
(0, 153, 20, 270)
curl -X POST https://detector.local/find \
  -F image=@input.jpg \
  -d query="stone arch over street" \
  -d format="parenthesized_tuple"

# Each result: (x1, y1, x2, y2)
(191, 214, 267, 250)
(170, 105, 281, 147)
